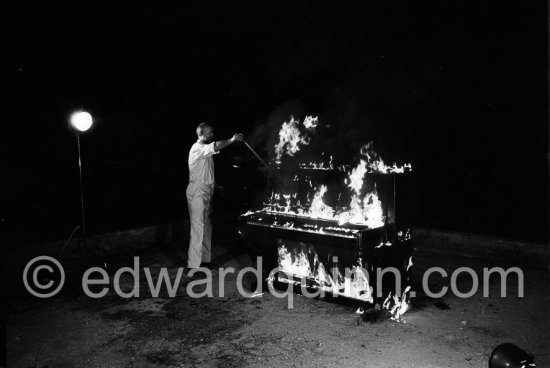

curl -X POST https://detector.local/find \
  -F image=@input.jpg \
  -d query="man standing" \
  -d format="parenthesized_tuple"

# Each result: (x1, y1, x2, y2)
(186, 122, 243, 272)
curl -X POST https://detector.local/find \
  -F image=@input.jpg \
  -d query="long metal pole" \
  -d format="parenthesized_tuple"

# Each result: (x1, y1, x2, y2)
(77, 135, 86, 239)
(243, 140, 268, 168)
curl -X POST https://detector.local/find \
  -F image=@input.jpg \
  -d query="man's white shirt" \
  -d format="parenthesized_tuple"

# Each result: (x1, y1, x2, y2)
(188, 141, 218, 185)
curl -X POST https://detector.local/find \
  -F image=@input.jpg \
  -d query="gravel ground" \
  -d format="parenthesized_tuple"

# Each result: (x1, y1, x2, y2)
(6, 244, 549, 367)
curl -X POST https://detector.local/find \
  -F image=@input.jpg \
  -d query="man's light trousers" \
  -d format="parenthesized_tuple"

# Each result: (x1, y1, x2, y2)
(186, 182, 213, 268)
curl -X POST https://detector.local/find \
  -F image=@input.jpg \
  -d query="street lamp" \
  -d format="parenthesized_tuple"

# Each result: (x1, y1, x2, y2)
(70, 111, 93, 133)
(69, 111, 93, 239)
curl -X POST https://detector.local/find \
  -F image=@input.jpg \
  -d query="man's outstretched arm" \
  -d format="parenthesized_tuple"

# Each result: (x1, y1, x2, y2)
(214, 133, 244, 151)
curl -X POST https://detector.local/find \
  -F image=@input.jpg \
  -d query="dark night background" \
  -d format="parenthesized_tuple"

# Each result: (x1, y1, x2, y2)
(10, 1, 548, 245)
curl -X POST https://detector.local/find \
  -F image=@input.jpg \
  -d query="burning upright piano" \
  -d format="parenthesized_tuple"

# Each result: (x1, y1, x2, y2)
(239, 116, 414, 316)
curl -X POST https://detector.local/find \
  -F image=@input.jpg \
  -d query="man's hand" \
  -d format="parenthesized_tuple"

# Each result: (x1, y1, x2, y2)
(214, 134, 244, 151)
(214, 133, 244, 151)
(231, 133, 244, 143)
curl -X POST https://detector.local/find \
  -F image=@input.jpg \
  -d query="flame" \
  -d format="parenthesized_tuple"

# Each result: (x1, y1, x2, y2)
(347, 266, 372, 300)
(283, 194, 291, 212)
(308, 185, 334, 219)
(313, 253, 333, 286)
(278, 245, 311, 278)
(302, 115, 318, 129)
(382, 285, 411, 322)
(274, 115, 318, 163)
(262, 189, 384, 228)
(406, 256, 413, 272)
(348, 160, 367, 194)
(335, 157, 385, 227)
(357, 142, 413, 174)
(262, 184, 384, 228)
(277, 244, 373, 302)
(262, 151, 386, 228)
(298, 160, 412, 173)
(362, 192, 385, 228)
(298, 154, 334, 170)
(398, 229, 412, 242)
(262, 124, 416, 227)
(368, 161, 412, 174)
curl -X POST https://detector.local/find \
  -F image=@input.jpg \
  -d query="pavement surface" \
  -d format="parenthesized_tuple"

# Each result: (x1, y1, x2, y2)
(6, 237, 549, 368)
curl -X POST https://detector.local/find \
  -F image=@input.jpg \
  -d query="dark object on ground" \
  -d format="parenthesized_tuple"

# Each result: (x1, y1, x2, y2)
(434, 301, 451, 310)
(360, 304, 387, 323)
(489, 343, 535, 368)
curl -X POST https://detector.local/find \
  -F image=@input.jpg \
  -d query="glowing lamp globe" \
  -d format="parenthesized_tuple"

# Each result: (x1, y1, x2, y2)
(70, 111, 93, 133)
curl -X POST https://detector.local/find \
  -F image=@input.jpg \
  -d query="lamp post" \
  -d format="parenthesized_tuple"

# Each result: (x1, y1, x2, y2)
(69, 111, 93, 239)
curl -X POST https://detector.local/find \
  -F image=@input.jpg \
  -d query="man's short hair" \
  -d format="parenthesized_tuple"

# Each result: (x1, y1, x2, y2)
(196, 122, 213, 137)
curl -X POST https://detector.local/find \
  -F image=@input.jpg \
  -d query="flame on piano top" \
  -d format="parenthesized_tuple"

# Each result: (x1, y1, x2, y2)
(261, 157, 385, 227)
(266, 119, 412, 227)
(274, 115, 318, 163)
